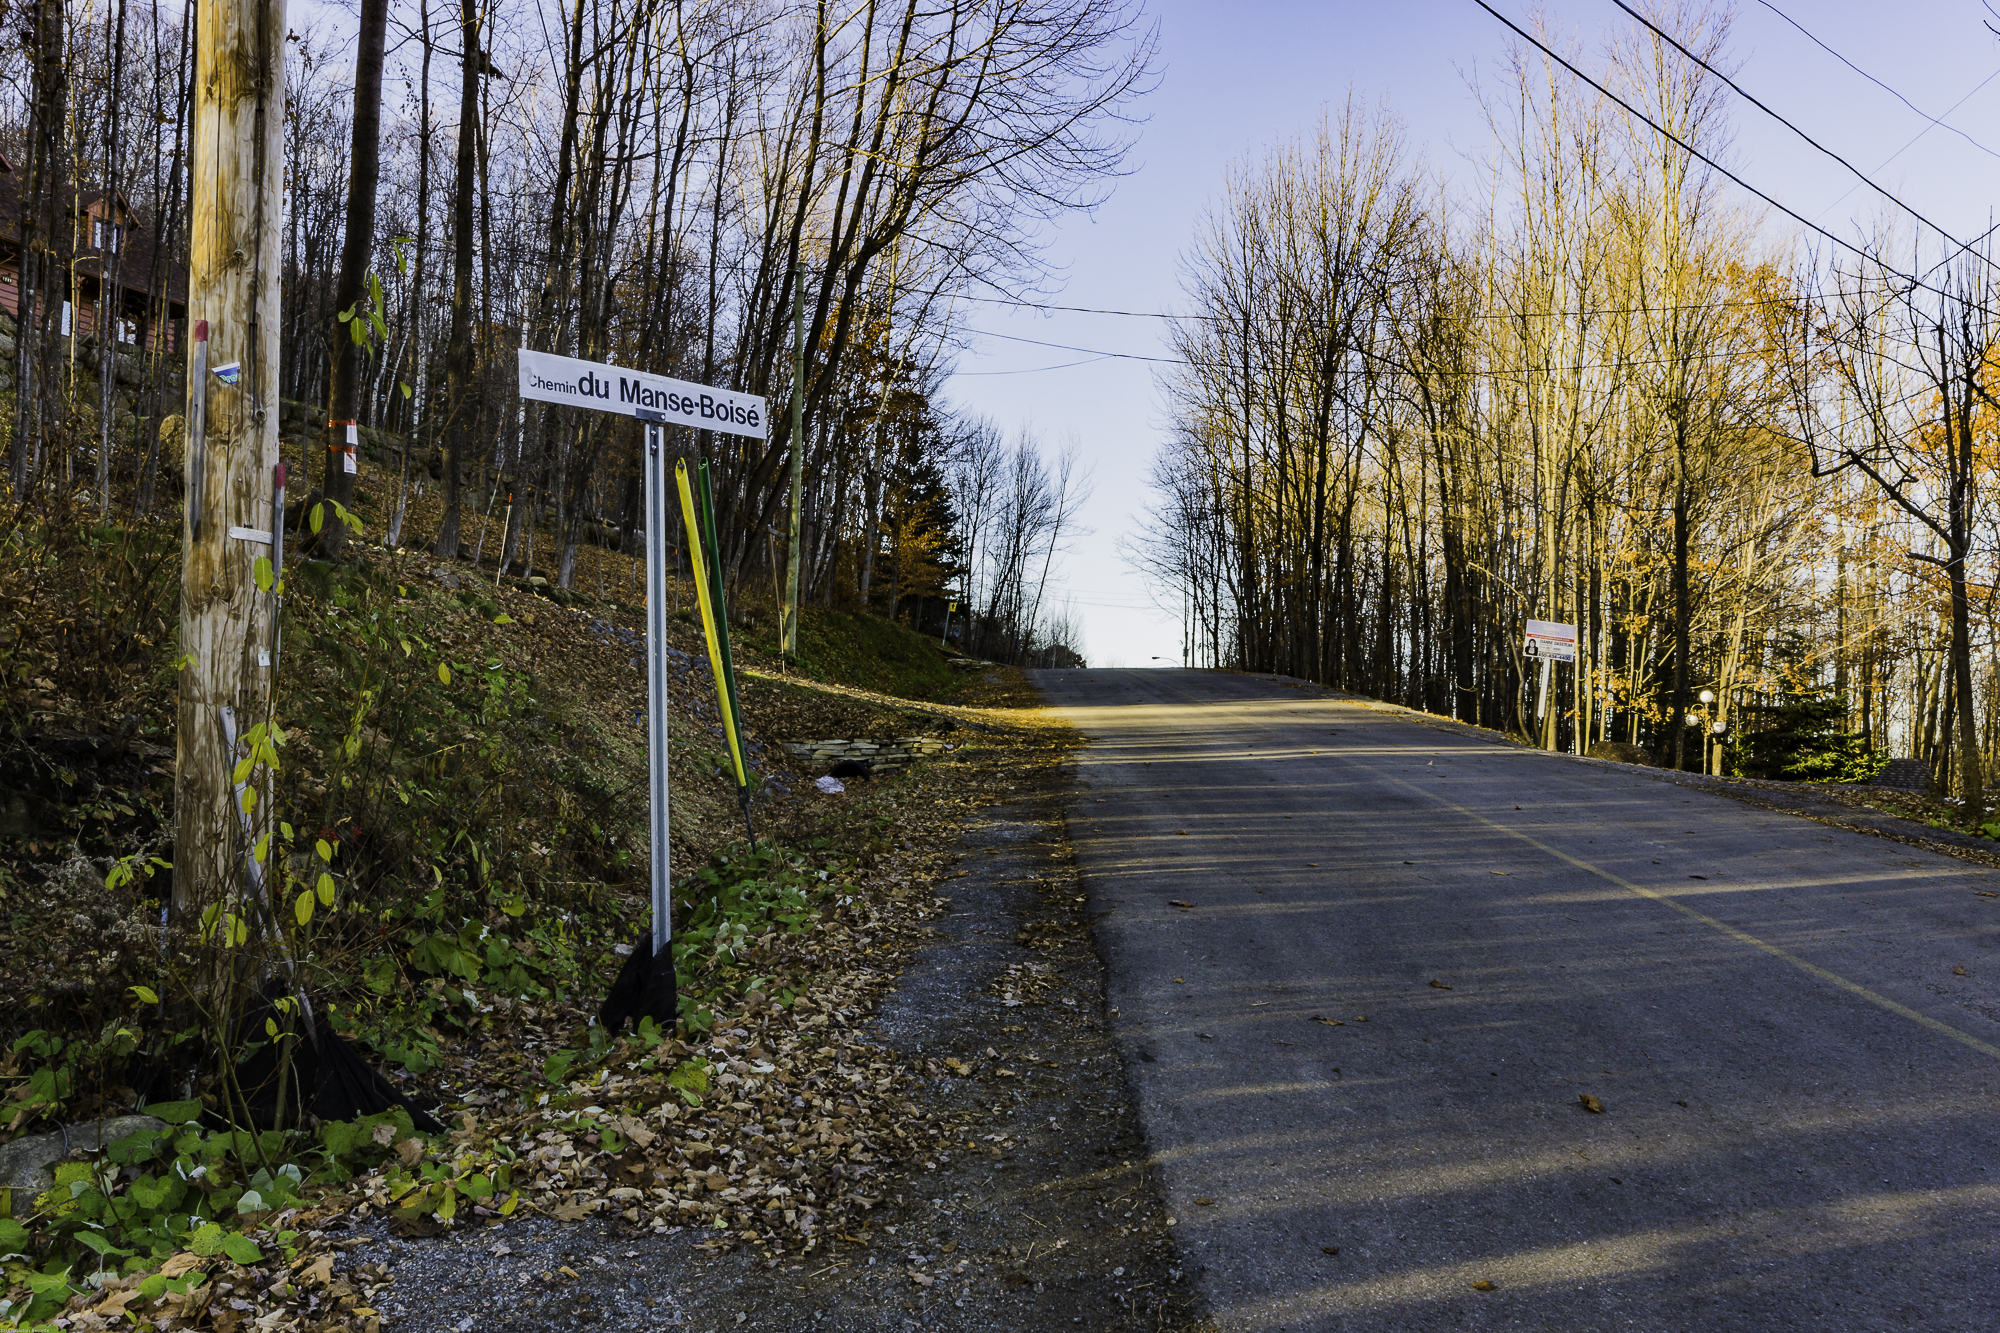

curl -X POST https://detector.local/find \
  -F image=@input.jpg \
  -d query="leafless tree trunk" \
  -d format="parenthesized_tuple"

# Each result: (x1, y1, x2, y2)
(318, 0, 390, 557)
(432, 0, 481, 560)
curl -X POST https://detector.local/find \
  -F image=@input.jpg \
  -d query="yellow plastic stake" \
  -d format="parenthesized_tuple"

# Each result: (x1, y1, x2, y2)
(675, 460, 750, 788)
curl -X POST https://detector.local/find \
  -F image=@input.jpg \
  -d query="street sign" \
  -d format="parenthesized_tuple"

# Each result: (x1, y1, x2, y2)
(518, 348, 768, 438)
(1523, 619, 1577, 663)
(513, 349, 767, 984)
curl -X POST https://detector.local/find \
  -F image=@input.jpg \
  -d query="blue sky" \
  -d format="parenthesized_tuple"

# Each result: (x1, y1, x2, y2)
(941, 0, 2000, 668)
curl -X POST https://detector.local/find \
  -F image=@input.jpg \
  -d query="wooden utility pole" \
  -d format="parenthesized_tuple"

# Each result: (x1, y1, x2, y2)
(173, 0, 286, 913)
(781, 266, 805, 655)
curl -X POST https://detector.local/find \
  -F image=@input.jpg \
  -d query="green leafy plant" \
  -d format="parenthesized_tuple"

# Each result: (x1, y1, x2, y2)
(335, 235, 417, 404)
(671, 842, 837, 1014)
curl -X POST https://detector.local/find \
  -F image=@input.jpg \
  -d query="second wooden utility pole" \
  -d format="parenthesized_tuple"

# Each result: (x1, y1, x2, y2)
(173, 0, 286, 914)
(781, 263, 805, 655)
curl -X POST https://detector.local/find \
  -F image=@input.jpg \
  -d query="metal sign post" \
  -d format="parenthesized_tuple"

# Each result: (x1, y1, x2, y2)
(639, 413, 672, 955)
(518, 352, 767, 971)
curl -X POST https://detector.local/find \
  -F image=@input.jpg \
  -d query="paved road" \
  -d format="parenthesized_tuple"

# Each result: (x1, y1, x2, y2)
(1033, 669, 2000, 1332)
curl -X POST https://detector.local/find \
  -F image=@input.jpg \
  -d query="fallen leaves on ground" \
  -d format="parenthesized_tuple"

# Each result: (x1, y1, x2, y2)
(47, 668, 1074, 1332)
(1579, 1094, 1605, 1114)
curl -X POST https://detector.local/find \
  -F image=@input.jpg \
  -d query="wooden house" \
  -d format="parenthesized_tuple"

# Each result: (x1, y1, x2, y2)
(0, 154, 188, 356)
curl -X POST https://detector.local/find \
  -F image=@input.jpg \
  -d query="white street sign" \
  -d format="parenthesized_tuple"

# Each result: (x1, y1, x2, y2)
(512, 349, 767, 969)
(1524, 619, 1577, 663)
(518, 348, 768, 438)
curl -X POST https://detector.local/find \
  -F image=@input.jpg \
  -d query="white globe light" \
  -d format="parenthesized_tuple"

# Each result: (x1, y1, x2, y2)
(1698, 689, 1715, 705)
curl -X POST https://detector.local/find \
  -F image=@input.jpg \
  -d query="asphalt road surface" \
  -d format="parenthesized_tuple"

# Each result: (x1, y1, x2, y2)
(1033, 668, 2000, 1333)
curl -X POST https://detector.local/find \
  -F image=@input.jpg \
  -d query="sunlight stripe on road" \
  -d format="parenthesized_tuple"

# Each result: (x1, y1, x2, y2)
(1213, 1181, 2000, 1329)
(1359, 761, 2000, 1063)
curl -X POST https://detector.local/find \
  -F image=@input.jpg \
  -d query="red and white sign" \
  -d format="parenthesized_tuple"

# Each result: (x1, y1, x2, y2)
(1524, 619, 1577, 662)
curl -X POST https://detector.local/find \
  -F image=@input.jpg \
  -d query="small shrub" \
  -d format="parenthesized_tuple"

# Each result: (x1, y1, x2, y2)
(1728, 689, 1886, 784)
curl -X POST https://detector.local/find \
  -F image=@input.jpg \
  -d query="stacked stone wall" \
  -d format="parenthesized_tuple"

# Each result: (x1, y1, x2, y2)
(782, 735, 953, 774)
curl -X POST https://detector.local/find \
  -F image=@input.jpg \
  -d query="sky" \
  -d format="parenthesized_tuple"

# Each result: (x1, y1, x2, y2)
(939, 0, 2000, 669)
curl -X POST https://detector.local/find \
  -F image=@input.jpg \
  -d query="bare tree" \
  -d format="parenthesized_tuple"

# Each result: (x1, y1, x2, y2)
(317, 0, 391, 557)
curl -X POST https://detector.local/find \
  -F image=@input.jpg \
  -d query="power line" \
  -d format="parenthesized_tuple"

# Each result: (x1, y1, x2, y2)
(1811, 69, 2000, 225)
(972, 321, 1821, 379)
(1609, 0, 2000, 279)
(960, 300, 1964, 419)
(952, 354, 1114, 375)
(959, 276, 1979, 328)
(960, 263, 1980, 391)
(1470, 0, 1982, 313)
(1752, 0, 2000, 165)
(965, 328, 1171, 362)
(960, 288, 1804, 324)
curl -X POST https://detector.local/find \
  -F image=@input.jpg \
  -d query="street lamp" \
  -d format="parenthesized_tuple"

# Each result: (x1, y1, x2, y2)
(1696, 689, 1728, 775)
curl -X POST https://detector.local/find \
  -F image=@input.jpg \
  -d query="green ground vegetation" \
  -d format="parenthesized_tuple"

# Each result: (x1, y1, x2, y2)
(0, 488, 970, 1327)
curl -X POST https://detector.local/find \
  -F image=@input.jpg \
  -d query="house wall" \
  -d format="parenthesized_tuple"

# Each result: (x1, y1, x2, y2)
(0, 192, 184, 355)
(0, 270, 178, 355)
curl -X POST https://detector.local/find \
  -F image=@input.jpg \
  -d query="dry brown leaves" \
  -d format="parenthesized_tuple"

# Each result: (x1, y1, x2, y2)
(54, 605, 1068, 1330)
(444, 668, 1074, 1258)
(57, 1227, 391, 1333)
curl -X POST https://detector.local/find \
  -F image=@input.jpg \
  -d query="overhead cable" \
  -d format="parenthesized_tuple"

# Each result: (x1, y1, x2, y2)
(1609, 0, 2000, 278)
(975, 323, 1850, 379)
(1751, 0, 2000, 165)
(1469, 0, 1986, 314)
(957, 273, 1980, 328)
(961, 289, 1803, 324)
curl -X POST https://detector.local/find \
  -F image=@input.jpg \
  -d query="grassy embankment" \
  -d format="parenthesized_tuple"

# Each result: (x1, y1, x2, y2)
(0, 447, 1013, 1328)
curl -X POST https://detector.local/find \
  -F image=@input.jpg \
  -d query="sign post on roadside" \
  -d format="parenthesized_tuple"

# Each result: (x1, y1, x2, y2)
(1523, 619, 1578, 738)
(518, 349, 767, 989)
